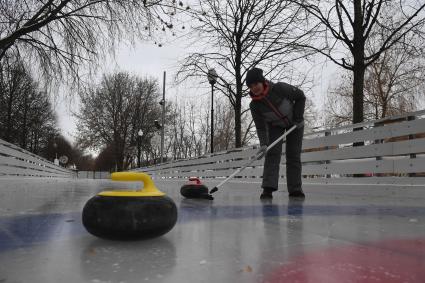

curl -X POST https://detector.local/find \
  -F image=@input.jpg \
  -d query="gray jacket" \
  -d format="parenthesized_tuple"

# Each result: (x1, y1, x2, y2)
(249, 81, 305, 146)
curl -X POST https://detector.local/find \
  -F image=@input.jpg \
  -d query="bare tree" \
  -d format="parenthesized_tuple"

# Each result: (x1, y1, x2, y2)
(0, 58, 32, 142)
(325, 72, 356, 127)
(166, 100, 207, 160)
(292, 0, 425, 124)
(325, 37, 425, 127)
(168, 103, 188, 160)
(303, 97, 320, 131)
(94, 144, 116, 171)
(76, 72, 162, 170)
(186, 102, 205, 157)
(0, 0, 187, 86)
(25, 90, 58, 154)
(164, 95, 249, 159)
(364, 40, 425, 119)
(0, 57, 57, 153)
(213, 99, 235, 151)
(177, 0, 315, 148)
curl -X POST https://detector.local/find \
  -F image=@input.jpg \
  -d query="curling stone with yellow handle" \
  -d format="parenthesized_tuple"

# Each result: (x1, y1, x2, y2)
(82, 172, 177, 240)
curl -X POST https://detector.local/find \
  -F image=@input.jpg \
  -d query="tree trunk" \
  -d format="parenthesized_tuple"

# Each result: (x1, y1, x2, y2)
(21, 92, 28, 149)
(113, 139, 124, 171)
(352, 0, 366, 175)
(5, 89, 14, 142)
(234, 47, 242, 148)
(352, 63, 365, 125)
(234, 97, 242, 148)
(352, 0, 365, 125)
(352, 63, 366, 176)
(34, 130, 39, 154)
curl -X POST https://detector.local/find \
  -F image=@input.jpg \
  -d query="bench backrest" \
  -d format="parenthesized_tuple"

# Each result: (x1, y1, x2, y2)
(0, 139, 75, 178)
(136, 110, 425, 186)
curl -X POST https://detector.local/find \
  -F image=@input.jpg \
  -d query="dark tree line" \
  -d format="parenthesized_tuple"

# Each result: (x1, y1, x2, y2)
(45, 134, 95, 170)
(0, 56, 95, 169)
(0, 57, 56, 154)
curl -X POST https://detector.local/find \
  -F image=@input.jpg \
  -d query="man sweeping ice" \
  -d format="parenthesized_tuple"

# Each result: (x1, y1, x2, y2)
(246, 67, 306, 200)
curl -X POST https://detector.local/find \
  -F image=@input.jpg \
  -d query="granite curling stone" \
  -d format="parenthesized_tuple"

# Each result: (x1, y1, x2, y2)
(180, 177, 213, 200)
(82, 172, 177, 240)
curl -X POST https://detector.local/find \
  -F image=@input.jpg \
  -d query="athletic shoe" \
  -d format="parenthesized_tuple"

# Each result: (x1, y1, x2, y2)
(260, 187, 275, 199)
(289, 190, 305, 199)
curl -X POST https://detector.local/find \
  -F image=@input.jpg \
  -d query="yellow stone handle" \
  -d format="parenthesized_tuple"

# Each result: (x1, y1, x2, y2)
(98, 172, 165, 197)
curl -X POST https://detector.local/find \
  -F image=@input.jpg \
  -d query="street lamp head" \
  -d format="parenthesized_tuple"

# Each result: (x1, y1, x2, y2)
(138, 129, 143, 137)
(207, 68, 218, 85)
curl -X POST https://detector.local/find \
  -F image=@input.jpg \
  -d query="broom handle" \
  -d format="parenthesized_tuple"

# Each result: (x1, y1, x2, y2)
(213, 125, 297, 190)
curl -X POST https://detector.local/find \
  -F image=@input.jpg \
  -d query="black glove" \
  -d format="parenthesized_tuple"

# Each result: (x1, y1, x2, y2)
(257, 145, 268, 159)
(294, 120, 304, 128)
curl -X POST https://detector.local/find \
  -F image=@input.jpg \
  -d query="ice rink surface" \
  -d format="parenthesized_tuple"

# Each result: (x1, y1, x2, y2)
(0, 177, 424, 283)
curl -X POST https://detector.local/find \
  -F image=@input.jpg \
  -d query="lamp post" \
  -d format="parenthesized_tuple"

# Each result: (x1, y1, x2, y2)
(207, 68, 218, 153)
(137, 129, 143, 168)
(160, 71, 166, 163)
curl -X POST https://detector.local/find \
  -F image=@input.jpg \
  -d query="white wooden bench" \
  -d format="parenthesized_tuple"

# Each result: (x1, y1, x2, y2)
(137, 110, 425, 188)
(0, 138, 75, 178)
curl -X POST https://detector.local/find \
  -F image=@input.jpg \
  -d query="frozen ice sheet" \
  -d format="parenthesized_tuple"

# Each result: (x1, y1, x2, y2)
(0, 178, 424, 282)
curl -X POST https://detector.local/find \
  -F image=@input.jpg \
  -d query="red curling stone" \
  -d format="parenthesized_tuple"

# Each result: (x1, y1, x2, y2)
(180, 177, 209, 199)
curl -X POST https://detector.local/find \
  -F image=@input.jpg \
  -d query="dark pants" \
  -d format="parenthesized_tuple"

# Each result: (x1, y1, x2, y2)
(261, 124, 304, 193)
